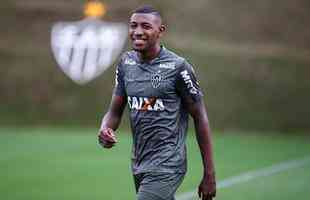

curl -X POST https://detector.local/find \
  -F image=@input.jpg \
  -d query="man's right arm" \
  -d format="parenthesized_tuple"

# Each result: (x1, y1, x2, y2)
(98, 55, 127, 148)
(100, 95, 127, 130)
(98, 95, 127, 148)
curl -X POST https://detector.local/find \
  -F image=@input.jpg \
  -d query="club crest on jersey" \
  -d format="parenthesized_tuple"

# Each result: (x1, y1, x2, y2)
(128, 96, 165, 111)
(151, 72, 162, 88)
(51, 19, 127, 84)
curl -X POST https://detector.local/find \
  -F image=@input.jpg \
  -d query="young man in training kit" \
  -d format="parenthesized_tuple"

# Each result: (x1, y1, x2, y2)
(98, 5, 216, 200)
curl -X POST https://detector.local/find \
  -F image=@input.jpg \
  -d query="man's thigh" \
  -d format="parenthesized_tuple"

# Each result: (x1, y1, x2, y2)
(134, 172, 185, 200)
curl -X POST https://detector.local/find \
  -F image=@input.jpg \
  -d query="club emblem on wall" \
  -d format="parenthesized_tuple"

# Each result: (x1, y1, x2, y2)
(51, 1, 127, 84)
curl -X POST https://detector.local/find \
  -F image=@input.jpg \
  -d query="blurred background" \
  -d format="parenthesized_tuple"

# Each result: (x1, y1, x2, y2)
(1, 1, 310, 200)
(1, 0, 310, 131)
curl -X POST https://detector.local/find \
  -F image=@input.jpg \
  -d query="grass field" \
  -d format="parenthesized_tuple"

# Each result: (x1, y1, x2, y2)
(0, 127, 309, 200)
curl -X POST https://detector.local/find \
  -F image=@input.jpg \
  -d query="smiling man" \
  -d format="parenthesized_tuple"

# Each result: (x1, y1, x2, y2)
(98, 5, 216, 200)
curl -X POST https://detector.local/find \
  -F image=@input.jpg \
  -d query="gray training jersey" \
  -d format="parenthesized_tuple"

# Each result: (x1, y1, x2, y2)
(114, 47, 203, 175)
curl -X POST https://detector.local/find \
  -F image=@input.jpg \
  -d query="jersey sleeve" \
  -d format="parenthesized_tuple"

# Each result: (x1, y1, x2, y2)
(176, 60, 203, 102)
(113, 59, 126, 97)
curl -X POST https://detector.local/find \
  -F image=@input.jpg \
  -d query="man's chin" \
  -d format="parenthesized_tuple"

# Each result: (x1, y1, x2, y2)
(132, 46, 146, 52)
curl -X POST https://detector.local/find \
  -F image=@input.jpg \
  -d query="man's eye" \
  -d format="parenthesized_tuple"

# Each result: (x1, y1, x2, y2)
(143, 25, 152, 30)
(130, 24, 137, 29)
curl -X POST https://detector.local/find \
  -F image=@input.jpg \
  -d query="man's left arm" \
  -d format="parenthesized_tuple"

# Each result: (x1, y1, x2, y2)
(176, 60, 216, 200)
(185, 97, 216, 200)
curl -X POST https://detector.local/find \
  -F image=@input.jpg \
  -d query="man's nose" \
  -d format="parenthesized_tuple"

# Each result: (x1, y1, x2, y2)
(134, 26, 143, 36)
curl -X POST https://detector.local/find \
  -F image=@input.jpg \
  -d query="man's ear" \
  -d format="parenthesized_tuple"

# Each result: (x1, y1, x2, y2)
(158, 24, 166, 37)
(159, 24, 166, 33)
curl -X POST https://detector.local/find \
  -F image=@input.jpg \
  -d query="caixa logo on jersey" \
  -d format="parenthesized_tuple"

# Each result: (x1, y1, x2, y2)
(51, 19, 127, 84)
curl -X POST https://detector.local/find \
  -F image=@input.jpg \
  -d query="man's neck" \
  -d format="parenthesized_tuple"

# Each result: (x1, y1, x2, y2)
(138, 44, 161, 62)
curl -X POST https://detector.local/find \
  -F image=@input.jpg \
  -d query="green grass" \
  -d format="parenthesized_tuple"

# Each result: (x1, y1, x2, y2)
(0, 127, 309, 200)
(217, 165, 310, 200)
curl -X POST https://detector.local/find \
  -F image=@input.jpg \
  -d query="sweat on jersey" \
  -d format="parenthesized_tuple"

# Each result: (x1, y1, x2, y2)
(113, 47, 203, 175)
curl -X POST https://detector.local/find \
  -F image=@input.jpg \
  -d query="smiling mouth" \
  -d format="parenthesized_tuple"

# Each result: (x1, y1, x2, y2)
(133, 38, 146, 42)
(132, 39, 146, 46)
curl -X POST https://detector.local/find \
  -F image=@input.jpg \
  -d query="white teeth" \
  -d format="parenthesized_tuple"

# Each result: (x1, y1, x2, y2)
(134, 39, 145, 42)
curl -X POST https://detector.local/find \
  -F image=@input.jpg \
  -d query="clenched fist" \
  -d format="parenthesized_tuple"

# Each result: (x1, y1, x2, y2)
(98, 127, 117, 148)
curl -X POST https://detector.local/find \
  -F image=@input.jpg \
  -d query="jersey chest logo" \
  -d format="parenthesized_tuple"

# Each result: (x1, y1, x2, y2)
(128, 96, 165, 111)
(151, 72, 162, 88)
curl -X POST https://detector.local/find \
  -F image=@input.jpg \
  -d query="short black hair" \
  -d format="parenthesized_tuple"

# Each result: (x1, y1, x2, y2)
(132, 5, 162, 18)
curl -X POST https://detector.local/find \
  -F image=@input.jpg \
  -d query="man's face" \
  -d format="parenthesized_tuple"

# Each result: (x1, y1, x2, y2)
(129, 13, 164, 52)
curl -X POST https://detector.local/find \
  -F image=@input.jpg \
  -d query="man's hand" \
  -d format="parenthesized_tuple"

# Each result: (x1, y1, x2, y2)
(98, 127, 117, 148)
(198, 173, 216, 200)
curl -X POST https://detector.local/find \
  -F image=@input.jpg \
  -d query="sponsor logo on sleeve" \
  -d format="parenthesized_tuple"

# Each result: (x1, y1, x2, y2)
(180, 70, 198, 94)
(115, 69, 119, 86)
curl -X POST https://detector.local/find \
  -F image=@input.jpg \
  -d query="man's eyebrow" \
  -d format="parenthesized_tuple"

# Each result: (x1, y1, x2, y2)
(141, 22, 152, 25)
(129, 21, 152, 25)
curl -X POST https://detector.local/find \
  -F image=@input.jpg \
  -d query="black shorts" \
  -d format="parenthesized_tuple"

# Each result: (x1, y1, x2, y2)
(134, 172, 185, 200)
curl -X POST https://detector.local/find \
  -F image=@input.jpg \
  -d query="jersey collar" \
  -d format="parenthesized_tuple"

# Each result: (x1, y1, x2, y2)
(135, 45, 166, 65)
